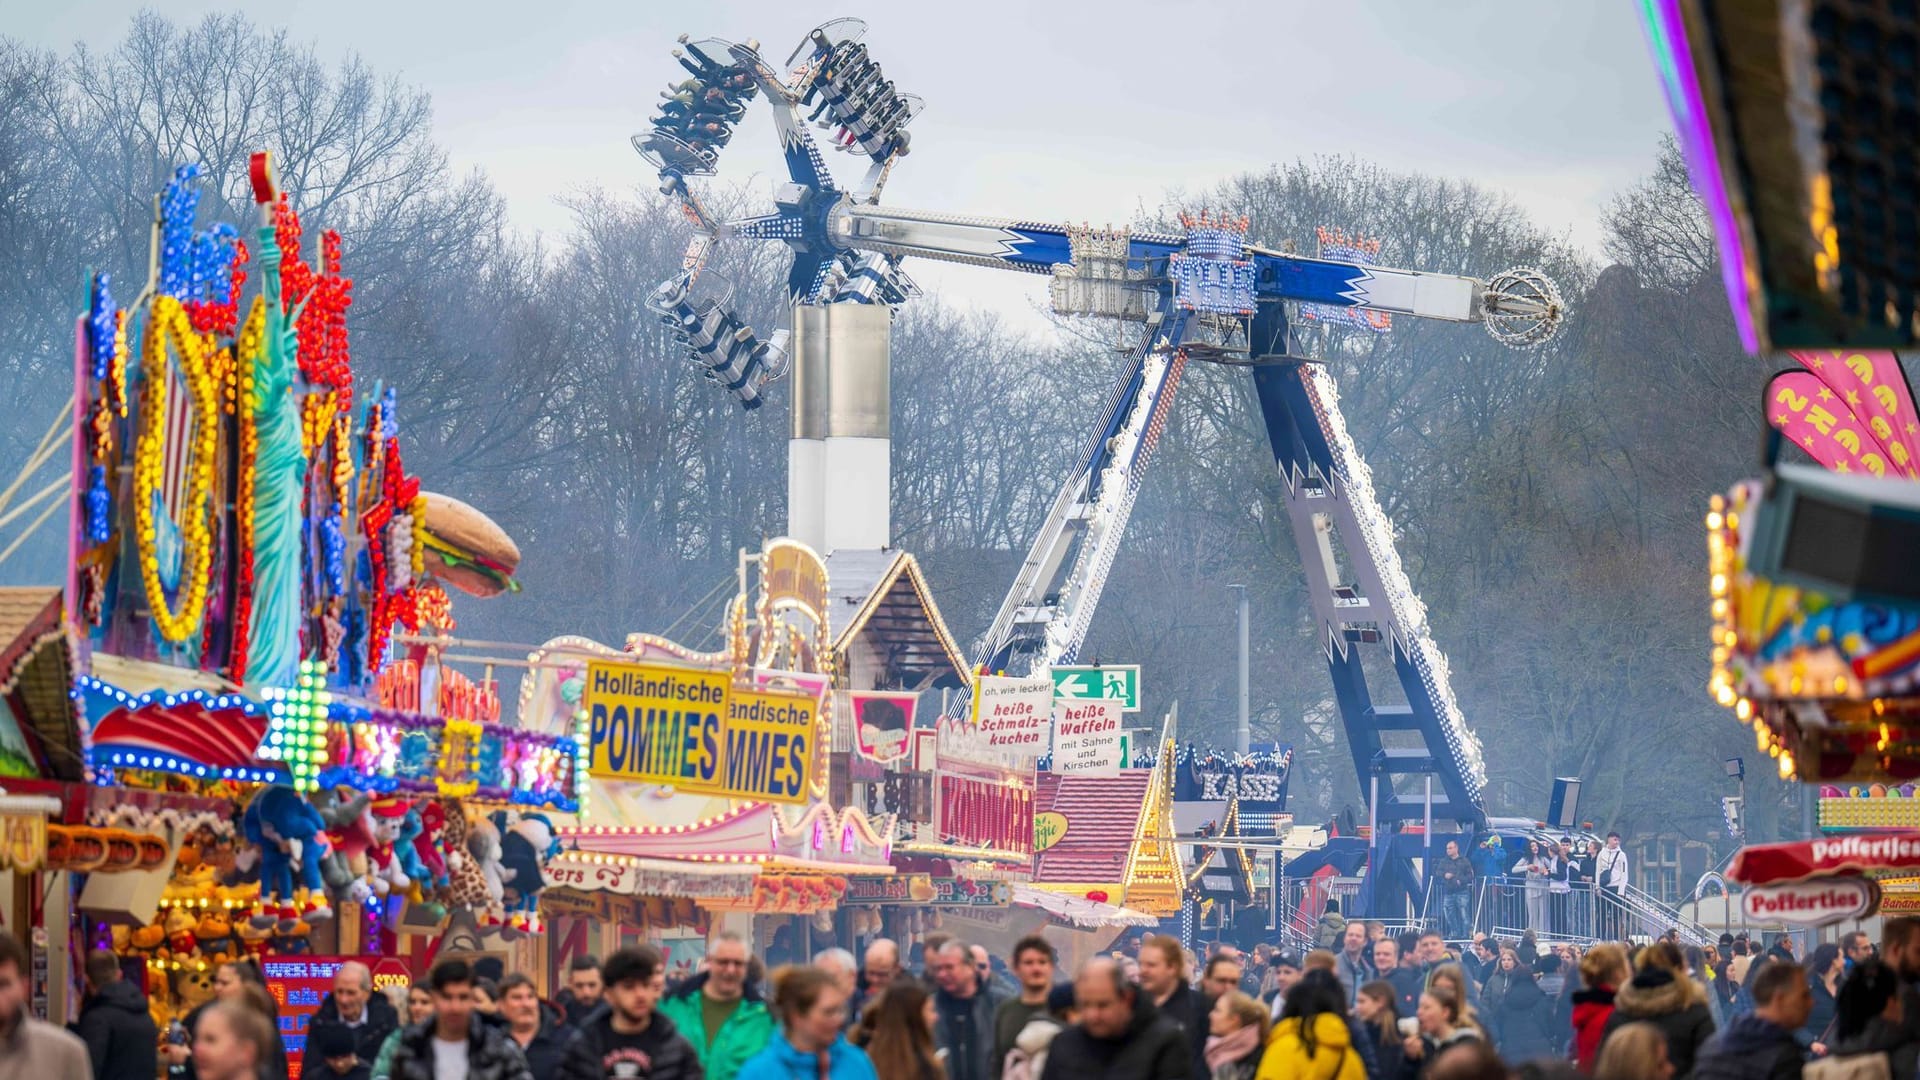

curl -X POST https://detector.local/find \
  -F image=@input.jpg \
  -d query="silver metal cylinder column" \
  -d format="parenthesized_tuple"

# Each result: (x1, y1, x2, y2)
(788, 302, 891, 553)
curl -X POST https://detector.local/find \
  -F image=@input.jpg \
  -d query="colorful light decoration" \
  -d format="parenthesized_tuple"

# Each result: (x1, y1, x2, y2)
(315, 702, 581, 810)
(261, 659, 333, 792)
(132, 294, 222, 643)
(1638, 0, 1760, 352)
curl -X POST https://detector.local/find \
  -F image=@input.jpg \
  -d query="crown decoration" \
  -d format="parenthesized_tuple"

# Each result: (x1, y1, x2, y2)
(1315, 226, 1384, 264)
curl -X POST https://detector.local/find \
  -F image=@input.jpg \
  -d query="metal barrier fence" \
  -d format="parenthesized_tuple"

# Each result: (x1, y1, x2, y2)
(1276, 870, 1714, 949)
(1474, 875, 1711, 946)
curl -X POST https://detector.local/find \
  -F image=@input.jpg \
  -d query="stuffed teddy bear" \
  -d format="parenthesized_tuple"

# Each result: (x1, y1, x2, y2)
(163, 906, 198, 958)
(127, 921, 167, 966)
(170, 967, 216, 1018)
(273, 917, 312, 955)
(242, 785, 334, 930)
(235, 919, 273, 963)
(195, 912, 235, 964)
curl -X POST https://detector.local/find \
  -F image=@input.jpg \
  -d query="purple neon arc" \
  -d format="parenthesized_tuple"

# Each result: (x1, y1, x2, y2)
(1641, 0, 1761, 353)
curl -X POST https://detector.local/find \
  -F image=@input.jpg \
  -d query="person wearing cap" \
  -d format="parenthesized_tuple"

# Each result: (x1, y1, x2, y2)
(310, 1023, 371, 1080)
(1264, 954, 1303, 1019)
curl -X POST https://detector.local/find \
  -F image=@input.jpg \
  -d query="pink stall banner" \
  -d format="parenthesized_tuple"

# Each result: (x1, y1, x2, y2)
(1767, 371, 1897, 477)
(1789, 349, 1920, 477)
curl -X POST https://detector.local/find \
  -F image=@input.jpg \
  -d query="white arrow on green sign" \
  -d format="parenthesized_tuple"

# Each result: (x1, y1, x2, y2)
(1050, 664, 1140, 713)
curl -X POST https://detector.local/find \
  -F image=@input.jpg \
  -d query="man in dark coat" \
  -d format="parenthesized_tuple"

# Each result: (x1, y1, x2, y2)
(302, 959, 399, 1076)
(387, 959, 531, 1080)
(1373, 938, 1426, 1018)
(557, 944, 703, 1080)
(931, 939, 1009, 1080)
(1691, 960, 1807, 1080)
(1136, 934, 1209, 1080)
(498, 973, 577, 1078)
(75, 950, 157, 1080)
(1039, 958, 1189, 1080)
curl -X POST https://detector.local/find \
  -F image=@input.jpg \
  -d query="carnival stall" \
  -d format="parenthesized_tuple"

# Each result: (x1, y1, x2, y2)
(1708, 348, 1920, 933)
(39, 150, 573, 1039)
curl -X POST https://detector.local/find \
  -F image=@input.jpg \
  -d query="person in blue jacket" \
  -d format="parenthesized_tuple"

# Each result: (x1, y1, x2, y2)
(737, 964, 878, 1080)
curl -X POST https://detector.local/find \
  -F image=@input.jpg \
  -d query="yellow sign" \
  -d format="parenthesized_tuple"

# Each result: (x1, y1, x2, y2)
(1034, 812, 1069, 852)
(723, 689, 818, 803)
(0, 814, 46, 871)
(761, 539, 829, 622)
(585, 660, 817, 804)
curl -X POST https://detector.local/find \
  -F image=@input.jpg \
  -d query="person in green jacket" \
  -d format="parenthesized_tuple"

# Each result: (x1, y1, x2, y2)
(371, 984, 434, 1080)
(658, 932, 774, 1080)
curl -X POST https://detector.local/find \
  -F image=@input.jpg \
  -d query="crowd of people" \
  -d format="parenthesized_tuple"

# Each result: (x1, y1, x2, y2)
(7, 916, 1920, 1078)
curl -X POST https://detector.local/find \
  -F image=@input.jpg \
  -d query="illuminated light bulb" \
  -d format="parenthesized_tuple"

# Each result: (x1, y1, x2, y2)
(1706, 511, 1724, 531)
(1778, 752, 1794, 779)
(1735, 698, 1753, 721)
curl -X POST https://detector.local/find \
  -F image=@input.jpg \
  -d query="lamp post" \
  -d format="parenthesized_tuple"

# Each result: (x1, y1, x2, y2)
(1723, 757, 1745, 846)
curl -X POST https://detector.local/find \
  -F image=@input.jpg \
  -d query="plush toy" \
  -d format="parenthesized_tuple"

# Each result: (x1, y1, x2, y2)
(438, 800, 495, 917)
(466, 813, 507, 927)
(316, 787, 375, 896)
(412, 800, 449, 889)
(170, 968, 216, 1016)
(195, 912, 235, 963)
(273, 917, 312, 955)
(498, 812, 558, 937)
(236, 919, 273, 962)
(366, 798, 413, 897)
(242, 785, 334, 929)
(392, 806, 431, 901)
(128, 921, 167, 965)
(164, 907, 198, 957)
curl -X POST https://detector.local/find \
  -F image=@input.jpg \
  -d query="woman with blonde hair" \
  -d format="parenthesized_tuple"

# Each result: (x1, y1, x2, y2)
(1600, 942, 1714, 1077)
(1205, 991, 1268, 1080)
(1401, 985, 1480, 1076)
(1425, 964, 1486, 1042)
(1572, 942, 1630, 1073)
(1593, 1020, 1674, 1080)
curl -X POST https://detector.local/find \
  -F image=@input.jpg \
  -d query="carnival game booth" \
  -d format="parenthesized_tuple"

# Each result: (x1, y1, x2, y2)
(549, 799, 897, 977)
(45, 150, 556, 1039)
(1704, 352, 1920, 782)
(516, 538, 885, 976)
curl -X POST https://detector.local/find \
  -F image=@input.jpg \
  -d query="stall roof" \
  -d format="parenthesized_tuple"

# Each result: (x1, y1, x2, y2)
(825, 550, 969, 690)
(1033, 770, 1151, 886)
(0, 587, 81, 781)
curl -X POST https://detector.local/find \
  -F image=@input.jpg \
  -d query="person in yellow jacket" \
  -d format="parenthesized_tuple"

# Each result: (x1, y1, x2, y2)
(1255, 978, 1364, 1080)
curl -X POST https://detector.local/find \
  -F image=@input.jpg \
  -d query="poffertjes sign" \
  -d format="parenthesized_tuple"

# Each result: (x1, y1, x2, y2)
(585, 659, 818, 803)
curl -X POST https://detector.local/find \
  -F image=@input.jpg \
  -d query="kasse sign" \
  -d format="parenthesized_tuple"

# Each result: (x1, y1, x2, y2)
(1740, 877, 1880, 927)
(585, 659, 819, 804)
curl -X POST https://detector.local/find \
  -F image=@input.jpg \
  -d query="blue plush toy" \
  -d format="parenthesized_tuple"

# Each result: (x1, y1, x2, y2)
(393, 805, 435, 895)
(242, 785, 334, 930)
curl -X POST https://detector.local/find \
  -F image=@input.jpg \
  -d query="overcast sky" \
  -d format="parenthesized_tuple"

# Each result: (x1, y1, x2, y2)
(11, 1, 1672, 330)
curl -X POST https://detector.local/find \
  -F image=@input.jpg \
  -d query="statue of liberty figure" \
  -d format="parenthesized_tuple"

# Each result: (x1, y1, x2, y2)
(246, 183, 308, 690)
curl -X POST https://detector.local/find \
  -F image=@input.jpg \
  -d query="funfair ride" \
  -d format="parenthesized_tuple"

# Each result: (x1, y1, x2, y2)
(634, 20, 1565, 915)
